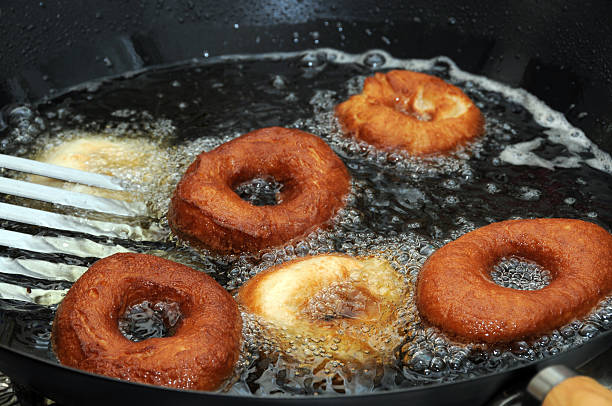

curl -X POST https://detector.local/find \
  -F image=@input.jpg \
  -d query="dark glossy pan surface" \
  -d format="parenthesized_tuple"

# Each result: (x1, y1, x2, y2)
(1, 1, 612, 405)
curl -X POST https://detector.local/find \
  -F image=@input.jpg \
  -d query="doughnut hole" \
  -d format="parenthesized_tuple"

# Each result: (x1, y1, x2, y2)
(119, 300, 182, 342)
(233, 176, 284, 206)
(115, 281, 191, 342)
(490, 256, 552, 291)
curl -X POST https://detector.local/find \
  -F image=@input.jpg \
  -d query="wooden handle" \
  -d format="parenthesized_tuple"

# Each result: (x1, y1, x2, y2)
(543, 376, 612, 406)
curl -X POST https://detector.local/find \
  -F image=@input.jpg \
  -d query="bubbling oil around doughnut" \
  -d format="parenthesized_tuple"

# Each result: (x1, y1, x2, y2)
(0, 49, 611, 395)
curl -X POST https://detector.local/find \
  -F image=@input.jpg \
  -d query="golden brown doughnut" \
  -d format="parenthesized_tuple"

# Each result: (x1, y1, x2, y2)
(416, 219, 612, 343)
(168, 127, 350, 254)
(335, 70, 485, 156)
(52, 253, 242, 390)
(237, 254, 408, 365)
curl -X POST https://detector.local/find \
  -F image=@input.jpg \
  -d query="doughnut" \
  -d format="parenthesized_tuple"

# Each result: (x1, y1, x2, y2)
(168, 127, 350, 254)
(416, 219, 612, 343)
(52, 253, 242, 390)
(237, 254, 407, 365)
(335, 70, 485, 156)
(31, 134, 169, 201)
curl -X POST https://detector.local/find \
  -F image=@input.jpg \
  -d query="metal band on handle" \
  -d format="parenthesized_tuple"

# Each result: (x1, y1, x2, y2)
(527, 365, 578, 401)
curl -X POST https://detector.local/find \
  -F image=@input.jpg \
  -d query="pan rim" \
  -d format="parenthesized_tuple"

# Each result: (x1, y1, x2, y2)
(1, 327, 610, 400)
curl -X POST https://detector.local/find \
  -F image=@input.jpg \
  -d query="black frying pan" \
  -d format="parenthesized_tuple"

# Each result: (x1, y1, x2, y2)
(1, 1, 612, 405)
(0, 329, 610, 406)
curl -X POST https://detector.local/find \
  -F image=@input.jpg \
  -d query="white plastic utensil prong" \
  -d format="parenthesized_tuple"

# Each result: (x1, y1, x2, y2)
(0, 153, 125, 191)
(0, 177, 146, 217)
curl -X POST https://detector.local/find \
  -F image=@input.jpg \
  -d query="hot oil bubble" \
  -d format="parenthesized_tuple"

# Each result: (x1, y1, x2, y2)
(301, 51, 328, 77)
(363, 52, 386, 69)
(516, 186, 541, 201)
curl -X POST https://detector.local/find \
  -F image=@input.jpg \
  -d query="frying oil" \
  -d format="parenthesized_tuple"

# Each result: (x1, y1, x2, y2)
(0, 49, 611, 395)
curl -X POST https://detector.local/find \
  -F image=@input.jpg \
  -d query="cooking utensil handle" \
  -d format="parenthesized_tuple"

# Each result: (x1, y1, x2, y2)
(543, 376, 612, 406)
(527, 365, 612, 406)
